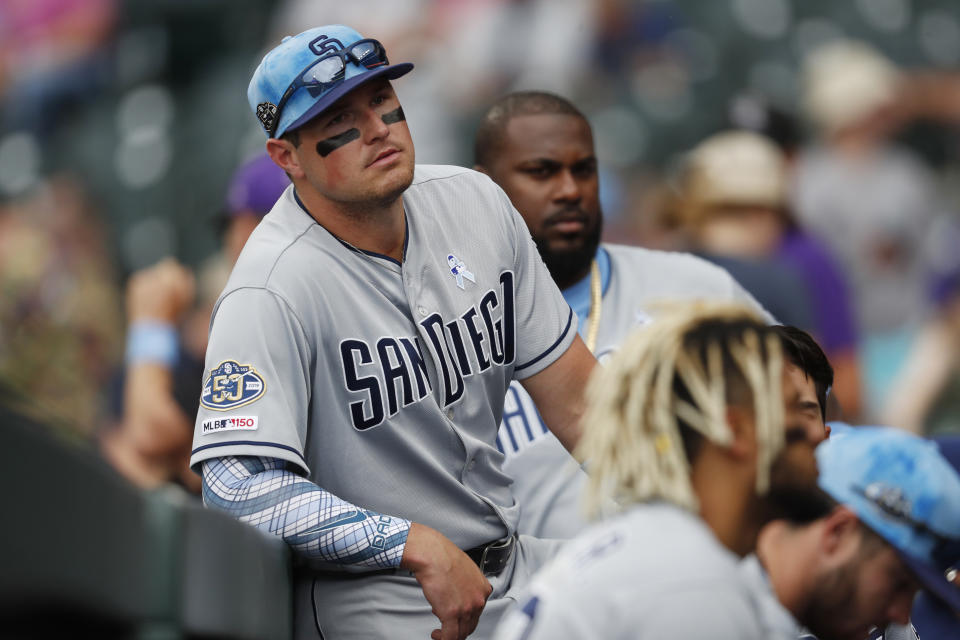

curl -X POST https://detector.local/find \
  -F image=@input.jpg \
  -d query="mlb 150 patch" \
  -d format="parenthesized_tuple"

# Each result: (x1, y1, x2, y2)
(201, 360, 266, 410)
(201, 415, 259, 435)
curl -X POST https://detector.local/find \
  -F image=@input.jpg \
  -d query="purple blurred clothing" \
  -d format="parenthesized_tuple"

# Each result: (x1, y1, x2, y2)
(778, 230, 858, 354)
(225, 153, 290, 218)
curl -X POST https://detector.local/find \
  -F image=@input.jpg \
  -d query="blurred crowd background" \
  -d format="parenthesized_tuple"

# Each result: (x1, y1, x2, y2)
(6, 0, 960, 470)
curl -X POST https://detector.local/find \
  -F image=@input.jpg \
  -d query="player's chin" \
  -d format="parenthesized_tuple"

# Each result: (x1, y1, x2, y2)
(371, 160, 415, 200)
(543, 233, 592, 255)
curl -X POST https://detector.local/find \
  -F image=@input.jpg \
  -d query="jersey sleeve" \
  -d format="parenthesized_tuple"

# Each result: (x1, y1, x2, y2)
(500, 189, 578, 380)
(190, 286, 313, 475)
(724, 269, 777, 325)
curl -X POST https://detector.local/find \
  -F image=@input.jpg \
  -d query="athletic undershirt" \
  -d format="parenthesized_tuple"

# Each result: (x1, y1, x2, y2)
(202, 456, 409, 570)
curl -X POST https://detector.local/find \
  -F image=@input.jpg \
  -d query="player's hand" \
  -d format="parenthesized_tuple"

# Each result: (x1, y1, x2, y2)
(126, 258, 196, 324)
(400, 523, 492, 640)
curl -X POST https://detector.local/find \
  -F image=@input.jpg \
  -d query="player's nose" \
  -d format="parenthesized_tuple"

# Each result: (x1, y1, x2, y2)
(553, 169, 582, 203)
(361, 106, 390, 142)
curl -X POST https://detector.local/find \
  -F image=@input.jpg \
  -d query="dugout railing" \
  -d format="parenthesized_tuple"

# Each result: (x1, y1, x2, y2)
(0, 399, 293, 640)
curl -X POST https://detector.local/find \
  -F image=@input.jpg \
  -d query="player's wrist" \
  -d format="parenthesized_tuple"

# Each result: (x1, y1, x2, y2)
(399, 522, 438, 573)
(126, 321, 178, 368)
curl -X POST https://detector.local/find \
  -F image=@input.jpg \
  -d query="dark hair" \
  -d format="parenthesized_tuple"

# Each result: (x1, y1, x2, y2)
(281, 128, 301, 148)
(473, 91, 587, 167)
(674, 318, 782, 463)
(773, 325, 834, 421)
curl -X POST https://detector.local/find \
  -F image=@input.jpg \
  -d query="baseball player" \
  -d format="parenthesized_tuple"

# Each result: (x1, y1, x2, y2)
(474, 91, 771, 538)
(191, 25, 596, 640)
(493, 303, 821, 640)
(746, 425, 960, 640)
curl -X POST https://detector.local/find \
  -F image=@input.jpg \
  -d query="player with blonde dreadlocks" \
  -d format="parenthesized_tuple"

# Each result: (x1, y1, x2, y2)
(579, 302, 784, 515)
(494, 303, 822, 640)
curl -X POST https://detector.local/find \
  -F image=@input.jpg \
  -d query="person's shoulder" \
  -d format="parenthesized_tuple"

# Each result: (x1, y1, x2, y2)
(570, 503, 739, 575)
(408, 164, 505, 197)
(606, 243, 740, 287)
(221, 188, 324, 293)
(410, 164, 476, 185)
(405, 165, 517, 232)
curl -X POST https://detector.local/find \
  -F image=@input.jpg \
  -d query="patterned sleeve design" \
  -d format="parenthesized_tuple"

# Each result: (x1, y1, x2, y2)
(202, 455, 410, 570)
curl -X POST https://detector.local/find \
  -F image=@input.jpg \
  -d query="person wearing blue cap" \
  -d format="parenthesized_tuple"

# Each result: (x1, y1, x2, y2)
(743, 425, 960, 640)
(191, 24, 597, 640)
(904, 435, 960, 639)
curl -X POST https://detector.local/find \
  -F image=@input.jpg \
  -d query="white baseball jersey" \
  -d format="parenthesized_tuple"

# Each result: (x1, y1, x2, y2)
(498, 244, 770, 538)
(493, 502, 765, 640)
(740, 554, 804, 639)
(190, 165, 577, 549)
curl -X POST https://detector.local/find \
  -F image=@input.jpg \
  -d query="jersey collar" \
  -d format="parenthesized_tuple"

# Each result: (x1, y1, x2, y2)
(293, 188, 407, 268)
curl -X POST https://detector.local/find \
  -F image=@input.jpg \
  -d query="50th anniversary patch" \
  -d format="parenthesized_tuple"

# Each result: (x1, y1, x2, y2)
(201, 360, 266, 411)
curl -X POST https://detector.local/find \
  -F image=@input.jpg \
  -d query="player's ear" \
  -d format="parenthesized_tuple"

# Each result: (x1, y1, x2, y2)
(266, 138, 305, 180)
(819, 505, 859, 559)
(724, 405, 758, 461)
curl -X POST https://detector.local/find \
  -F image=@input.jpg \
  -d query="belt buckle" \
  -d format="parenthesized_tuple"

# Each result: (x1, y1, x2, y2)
(479, 535, 515, 577)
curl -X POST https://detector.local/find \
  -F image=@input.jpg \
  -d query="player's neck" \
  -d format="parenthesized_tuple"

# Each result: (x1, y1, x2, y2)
(298, 189, 406, 262)
(690, 446, 757, 557)
(755, 523, 811, 618)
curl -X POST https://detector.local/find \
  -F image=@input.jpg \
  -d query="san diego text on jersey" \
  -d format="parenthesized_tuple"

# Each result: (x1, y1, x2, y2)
(340, 271, 516, 430)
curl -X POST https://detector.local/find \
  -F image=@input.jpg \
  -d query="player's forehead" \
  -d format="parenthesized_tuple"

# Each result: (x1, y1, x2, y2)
(500, 113, 594, 163)
(783, 362, 816, 399)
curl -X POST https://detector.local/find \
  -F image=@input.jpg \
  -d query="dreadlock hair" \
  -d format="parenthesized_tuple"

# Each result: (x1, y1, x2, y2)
(578, 303, 786, 515)
(473, 91, 586, 168)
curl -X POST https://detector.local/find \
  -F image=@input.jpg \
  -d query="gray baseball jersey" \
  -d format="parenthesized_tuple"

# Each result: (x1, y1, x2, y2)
(498, 244, 770, 538)
(492, 502, 766, 640)
(190, 164, 577, 549)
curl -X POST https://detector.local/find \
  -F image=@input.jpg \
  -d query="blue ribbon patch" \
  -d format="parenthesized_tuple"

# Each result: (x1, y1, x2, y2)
(201, 360, 267, 411)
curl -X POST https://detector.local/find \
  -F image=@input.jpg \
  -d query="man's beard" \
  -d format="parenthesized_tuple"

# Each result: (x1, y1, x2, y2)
(761, 443, 833, 524)
(532, 210, 603, 289)
(798, 561, 869, 640)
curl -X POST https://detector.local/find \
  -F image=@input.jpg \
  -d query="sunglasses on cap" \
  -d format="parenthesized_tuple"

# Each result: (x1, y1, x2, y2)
(854, 483, 960, 578)
(268, 38, 390, 138)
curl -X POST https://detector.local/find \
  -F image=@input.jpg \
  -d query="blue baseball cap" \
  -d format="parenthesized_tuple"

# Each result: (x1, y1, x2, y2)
(818, 426, 960, 611)
(248, 25, 413, 139)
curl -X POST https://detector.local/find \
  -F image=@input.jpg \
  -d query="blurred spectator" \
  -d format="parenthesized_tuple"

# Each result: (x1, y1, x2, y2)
(0, 176, 123, 435)
(866, 70, 960, 436)
(793, 40, 953, 418)
(677, 130, 862, 417)
(0, 0, 117, 135)
(101, 153, 288, 490)
(881, 273, 960, 435)
(679, 130, 813, 328)
(727, 93, 803, 160)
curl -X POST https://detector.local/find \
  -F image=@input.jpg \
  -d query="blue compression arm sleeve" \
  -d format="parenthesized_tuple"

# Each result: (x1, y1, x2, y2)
(202, 456, 410, 570)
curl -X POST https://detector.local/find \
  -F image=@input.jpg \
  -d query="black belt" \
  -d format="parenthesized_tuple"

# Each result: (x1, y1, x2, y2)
(465, 535, 516, 578)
